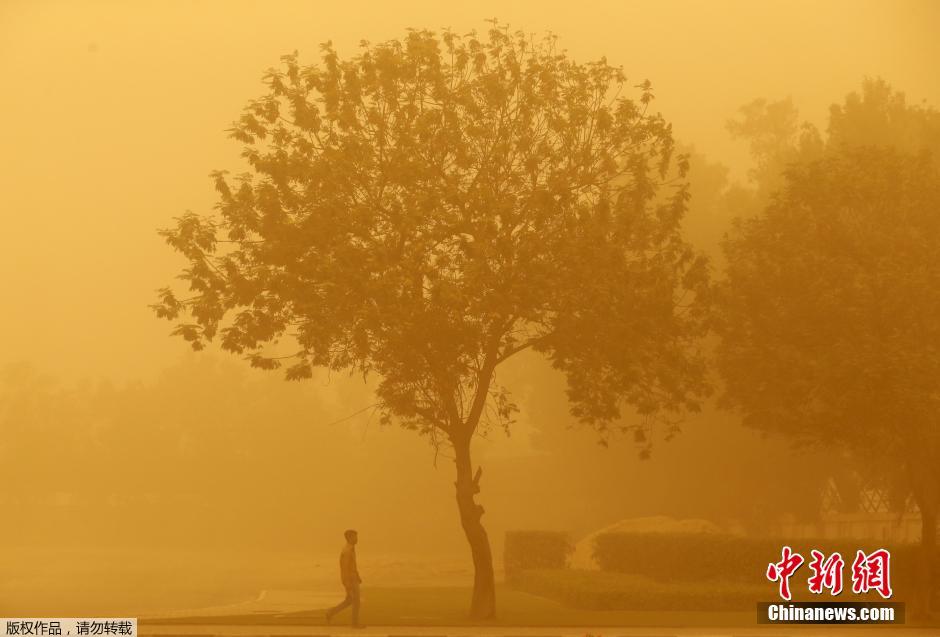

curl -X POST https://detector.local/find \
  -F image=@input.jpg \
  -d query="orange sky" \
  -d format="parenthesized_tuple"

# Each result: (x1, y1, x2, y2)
(1, 0, 937, 384)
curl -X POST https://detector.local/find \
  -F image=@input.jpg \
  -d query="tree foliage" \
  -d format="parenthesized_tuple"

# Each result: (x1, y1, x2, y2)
(828, 77, 940, 158)
(718, 147, 940, 451)
(726, 96, 823, 201)
(717, 80, 940, 545)
(719, 80, 940, 445)
(152, 23, 710, 442)
(719, 81, 940, 617)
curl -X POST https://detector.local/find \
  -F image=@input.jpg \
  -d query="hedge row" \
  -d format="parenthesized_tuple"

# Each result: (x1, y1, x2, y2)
(512, 568, 767, 611)
(592, 532, 938, 594)
(504, 530, 573, 580)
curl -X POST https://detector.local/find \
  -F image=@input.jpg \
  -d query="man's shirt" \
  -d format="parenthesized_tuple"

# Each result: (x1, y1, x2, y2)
(340, 543, 361, 586)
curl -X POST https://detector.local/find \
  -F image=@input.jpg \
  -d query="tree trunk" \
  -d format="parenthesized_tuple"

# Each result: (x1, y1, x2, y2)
(909, 478, 937, 620)
(453, 436, 496, 620)
(918, 502, 937, 618)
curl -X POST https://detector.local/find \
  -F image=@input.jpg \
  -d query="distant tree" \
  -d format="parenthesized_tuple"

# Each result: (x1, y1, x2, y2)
(679, 145, 760, 265)
(717, 145, 940, 612)
(728, 78, 940, 204)
(828, 77, 940, 158)
(726, 96, 823, 203)
(151, 23, 709, 618)
(725, 84, 940, 469)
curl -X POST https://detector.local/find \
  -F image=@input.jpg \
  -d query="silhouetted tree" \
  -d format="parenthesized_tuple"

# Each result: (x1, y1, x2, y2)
(717, 146, 940, 613)
(828, 77, 940, 158)
(726, 96, 823, 204)
(152, 23, 709, 619)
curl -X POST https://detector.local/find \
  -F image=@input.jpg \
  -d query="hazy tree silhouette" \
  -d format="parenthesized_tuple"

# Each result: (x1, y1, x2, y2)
(726, 96, 824, 206)
(152, 22, 709, 619)
(719, 78, 940, 606)
(828, 78, 940, 159)
(718, 84, 940, 614)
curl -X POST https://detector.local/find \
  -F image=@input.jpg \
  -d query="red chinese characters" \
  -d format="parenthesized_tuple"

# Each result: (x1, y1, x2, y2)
(851, 549, 893, 599)
(807, 550, 845, 595)
(766, 547, 892, 599)
(766, 546, 805, 601)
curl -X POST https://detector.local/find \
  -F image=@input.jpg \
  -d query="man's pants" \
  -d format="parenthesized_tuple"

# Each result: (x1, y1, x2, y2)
(329, 583, 360, 625)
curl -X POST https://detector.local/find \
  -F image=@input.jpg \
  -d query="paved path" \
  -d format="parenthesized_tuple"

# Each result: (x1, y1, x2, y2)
(138, 590, 940, 637)
(139, 625, 940, 637)
(140, 590, 335, 620)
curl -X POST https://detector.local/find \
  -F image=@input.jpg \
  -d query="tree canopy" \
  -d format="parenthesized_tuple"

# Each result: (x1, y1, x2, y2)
(152, 24, 710, 441)
(718, 146, 940, 454)
(718, 79, 940, 471)
(717, 81, 940, 613)
(717, 79, 940, 613)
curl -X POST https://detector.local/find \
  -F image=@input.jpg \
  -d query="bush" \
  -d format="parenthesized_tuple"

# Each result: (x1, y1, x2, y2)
(592, 532, 937, 600)
(512, 568, 767, 611)
(593, 532, 770, 582)
(504, 530, 573, 581)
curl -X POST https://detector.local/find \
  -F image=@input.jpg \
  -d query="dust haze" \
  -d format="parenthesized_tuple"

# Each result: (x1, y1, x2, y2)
(1, 0, 937, 622)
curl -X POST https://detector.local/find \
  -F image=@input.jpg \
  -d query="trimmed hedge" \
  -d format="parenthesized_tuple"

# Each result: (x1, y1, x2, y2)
(512, 568, 767, 611)
(592, 532, 938, 598)
(504, 530, 573, 581)
(594, 532, 764, 582)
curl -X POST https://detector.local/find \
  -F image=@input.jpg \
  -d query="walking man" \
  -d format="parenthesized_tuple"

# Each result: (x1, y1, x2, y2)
(326, 529, 364, 627)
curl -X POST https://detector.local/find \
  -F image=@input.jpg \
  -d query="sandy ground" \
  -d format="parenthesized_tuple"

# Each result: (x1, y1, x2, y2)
(0, 547, 475, 617)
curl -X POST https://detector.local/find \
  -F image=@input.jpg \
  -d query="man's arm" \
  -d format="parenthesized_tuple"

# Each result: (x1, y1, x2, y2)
(351, 549, 362, 583)
(340, 549, 354, 586)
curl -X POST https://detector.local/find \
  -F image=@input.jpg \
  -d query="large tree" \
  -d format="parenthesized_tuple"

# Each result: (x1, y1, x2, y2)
(152, 24, 709, 618)
(717, 145, 940, 612)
